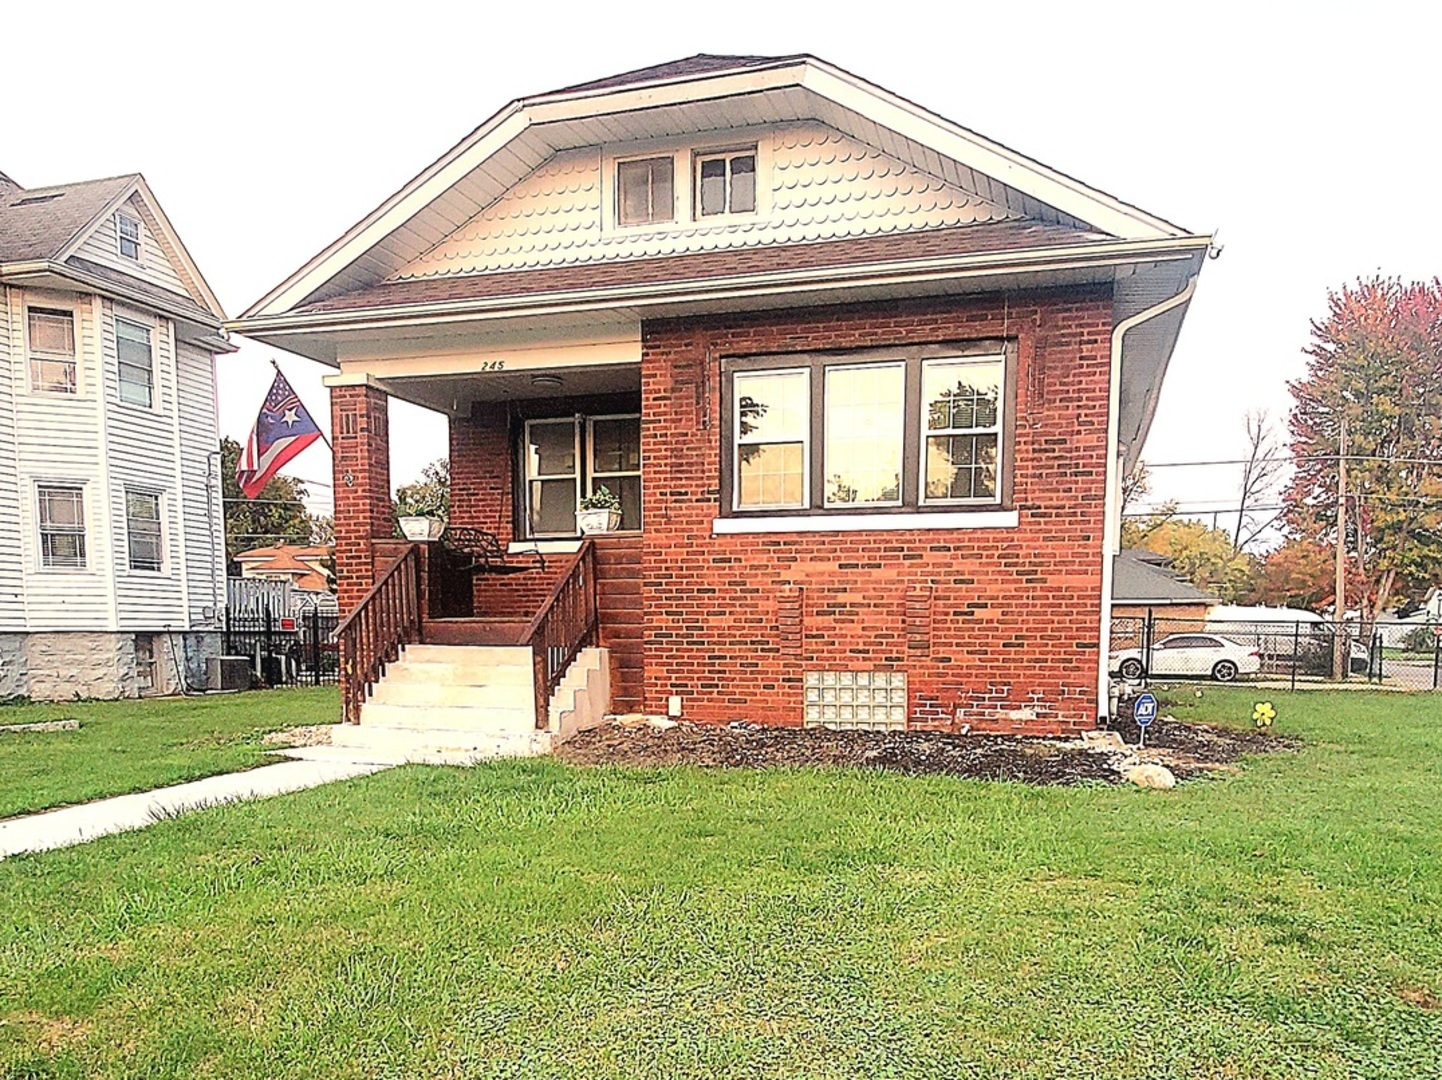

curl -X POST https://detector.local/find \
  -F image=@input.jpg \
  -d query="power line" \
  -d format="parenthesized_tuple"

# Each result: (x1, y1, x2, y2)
(1145, 454, 1442, 469)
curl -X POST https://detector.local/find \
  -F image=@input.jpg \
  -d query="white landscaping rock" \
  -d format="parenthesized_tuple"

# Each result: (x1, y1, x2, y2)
(645, 718, 679, 731)
(1124, 764, 1177, 790)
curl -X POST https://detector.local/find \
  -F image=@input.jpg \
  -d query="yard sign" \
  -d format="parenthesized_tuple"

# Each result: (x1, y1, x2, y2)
(1133, 693, 1158, 748)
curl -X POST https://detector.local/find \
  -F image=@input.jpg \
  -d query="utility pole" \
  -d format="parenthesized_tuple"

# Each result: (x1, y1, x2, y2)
(1333, 419, 1348, 680)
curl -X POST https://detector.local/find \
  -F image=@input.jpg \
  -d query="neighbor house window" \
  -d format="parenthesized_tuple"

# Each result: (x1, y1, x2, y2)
(734, 369, 809, 510)
(27, 308, 77, 393)
(117, 212, 142, 260)
(724, 345, 1012, 516)
(125, 489, 163, 571)
(696, 150, 756, 216)
(116, 317, 154, 407)
(37, 484, 86, 568)
(617, 157, 673, 226)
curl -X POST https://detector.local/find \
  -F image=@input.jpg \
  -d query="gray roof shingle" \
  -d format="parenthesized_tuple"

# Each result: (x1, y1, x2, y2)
(1113, 549, 1219, 606)
(0, 173, 136, 263)
(547, 54, 806, 96)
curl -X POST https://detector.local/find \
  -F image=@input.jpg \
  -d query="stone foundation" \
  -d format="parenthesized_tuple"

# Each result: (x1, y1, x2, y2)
(0, 631, 221, 702)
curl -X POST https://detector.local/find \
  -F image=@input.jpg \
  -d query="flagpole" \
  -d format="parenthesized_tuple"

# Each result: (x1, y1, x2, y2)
(270, 357, 333, 451)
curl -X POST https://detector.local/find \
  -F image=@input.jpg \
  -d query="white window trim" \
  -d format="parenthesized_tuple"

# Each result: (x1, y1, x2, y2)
(918, 354, 1006, 508)
(35, 481, 89, 571)
(586, 412, 642, 530)
(613, 154, 677, 230)
(694, 146, 759, 220)
(123, 487, 165, 574)
(23, 304, 80, 396)
(823, 360, 906, 510)
(115, 315, 156, 409)
(733, 367, 811, 513)
(600, 131, 771, 236)
(116, 210, 143, 262)
(712, 510, 1020, 534)
(524, 417, 583, 539)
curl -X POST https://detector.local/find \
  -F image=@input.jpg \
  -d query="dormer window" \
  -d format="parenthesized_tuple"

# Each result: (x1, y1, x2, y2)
(617, 157, 673, 227)
(117, 212, 142, 261)
(697, 150, 756, 217)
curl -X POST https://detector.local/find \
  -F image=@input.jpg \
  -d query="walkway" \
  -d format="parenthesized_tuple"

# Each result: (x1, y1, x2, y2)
(0, 757, 389, 860)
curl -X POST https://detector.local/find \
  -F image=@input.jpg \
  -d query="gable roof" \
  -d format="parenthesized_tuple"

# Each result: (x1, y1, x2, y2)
(234, 544, 334, 593)
(239, 53, 1206, 323)
(549, 53, 807, 95)
(0, 171, 227, 323)
(1113, 549, 1219, 606)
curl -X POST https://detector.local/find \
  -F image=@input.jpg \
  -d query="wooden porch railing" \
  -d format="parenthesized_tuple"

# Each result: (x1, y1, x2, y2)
(335, 545, 423, 723)
(523, 539, 598, 729)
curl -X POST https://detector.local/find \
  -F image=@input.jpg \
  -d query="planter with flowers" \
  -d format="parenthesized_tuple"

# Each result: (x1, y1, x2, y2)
(576, 486, 623, 535)
(395, 489, 447, 542)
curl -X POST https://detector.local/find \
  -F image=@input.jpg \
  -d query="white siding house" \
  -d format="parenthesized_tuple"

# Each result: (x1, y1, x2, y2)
(0, 170, 231, 698)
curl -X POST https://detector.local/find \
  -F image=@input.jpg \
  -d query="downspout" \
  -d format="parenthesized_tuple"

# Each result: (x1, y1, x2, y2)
(1097, 274, 1199, 721)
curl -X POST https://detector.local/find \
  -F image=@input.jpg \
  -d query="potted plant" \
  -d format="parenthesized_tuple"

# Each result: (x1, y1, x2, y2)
(576, 486, 623, 534)
(395, 488, 446, 541)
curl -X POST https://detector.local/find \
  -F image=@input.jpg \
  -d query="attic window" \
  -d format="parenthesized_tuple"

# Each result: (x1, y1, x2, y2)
(15, 193, 63, 206)
(617, 157, 673, 227)
(117, 212, 142, 260)
(697, 150, 756, 217)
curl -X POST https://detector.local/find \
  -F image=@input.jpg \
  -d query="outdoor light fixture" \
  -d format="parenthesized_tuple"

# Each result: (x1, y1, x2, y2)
(531, 374, 563, 389)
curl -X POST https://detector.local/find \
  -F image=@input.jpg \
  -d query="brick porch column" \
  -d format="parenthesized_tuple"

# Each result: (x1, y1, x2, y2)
(331, 382, 392, 616)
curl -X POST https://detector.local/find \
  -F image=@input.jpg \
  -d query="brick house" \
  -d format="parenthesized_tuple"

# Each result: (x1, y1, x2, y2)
(232, 55, 1210, 754)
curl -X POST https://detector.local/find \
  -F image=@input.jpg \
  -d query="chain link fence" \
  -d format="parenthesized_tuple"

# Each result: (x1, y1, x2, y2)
(1111, 611, 1442, 691)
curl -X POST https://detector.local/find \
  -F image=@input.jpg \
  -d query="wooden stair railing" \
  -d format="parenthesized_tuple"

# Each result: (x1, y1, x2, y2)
(335, 545, 423, 723)
(522, 539, 598, 730)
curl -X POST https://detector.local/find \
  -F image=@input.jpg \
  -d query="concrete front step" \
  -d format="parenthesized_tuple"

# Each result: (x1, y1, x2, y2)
(380, 660, 534, 688)
(356, 701, 535, 732)
(370, 679, 534, 708)
(329, 724, 551, 761)
(401, 644, 531, 665)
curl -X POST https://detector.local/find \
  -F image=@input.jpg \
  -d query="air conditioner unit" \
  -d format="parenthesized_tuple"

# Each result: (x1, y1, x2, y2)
(207, 655, 253, 692)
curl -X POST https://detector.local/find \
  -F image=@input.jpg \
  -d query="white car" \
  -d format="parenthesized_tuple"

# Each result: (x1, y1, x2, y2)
(1110, 633, 1262, 683)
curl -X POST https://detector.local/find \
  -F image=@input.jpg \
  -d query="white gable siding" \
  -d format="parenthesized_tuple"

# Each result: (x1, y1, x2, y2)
(9, 289, 113, 631)
(73, 196, 193, 299)
(391, 122, 1020, 280)
(101, 301, 187, 628)
(0, 286, 223, 635)
(176, 342, 223, 625)
(0, 290, 23, 630)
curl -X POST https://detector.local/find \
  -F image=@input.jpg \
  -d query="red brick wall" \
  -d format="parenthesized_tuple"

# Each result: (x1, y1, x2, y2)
(639, 288, 1113, 735)
(331, 384, 392, 616)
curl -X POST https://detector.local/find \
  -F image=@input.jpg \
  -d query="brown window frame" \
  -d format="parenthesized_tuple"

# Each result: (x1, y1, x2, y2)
(719, 340, 1017, 519)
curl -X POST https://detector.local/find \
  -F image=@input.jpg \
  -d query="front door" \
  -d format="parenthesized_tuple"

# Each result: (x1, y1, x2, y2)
(523, 413, 641, 537)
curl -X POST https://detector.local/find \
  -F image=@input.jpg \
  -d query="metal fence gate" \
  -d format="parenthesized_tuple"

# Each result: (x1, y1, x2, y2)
(223, 604, 339, 687)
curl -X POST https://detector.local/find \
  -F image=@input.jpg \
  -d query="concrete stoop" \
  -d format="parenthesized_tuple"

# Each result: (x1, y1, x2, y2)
(332, 644, 610, 763)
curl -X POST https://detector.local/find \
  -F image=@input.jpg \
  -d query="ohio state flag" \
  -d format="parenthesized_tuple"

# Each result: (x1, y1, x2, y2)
(237, 370, 322, 499)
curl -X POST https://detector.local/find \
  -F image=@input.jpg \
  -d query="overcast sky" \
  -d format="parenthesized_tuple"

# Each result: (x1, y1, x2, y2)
(6, 1, 1439, 528)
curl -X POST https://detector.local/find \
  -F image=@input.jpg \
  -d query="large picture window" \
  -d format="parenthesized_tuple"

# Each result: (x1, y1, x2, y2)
(723, 343, 1012, 518)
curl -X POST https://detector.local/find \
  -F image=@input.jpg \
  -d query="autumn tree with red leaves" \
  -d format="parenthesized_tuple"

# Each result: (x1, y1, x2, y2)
(1285, 277, 1442, 627)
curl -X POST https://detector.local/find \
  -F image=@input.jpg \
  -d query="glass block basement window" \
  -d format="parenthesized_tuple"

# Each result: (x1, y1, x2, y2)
(803, 670, 908, 731)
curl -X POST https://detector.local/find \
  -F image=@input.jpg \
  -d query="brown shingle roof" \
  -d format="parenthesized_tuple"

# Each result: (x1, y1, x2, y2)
(547, 54, 805, 96)
(0, 174, 135, 263)
(295, 221, 1110, 316)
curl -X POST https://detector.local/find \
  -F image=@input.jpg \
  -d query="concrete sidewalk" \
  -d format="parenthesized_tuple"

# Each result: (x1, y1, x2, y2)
(0, 757, 389, 860)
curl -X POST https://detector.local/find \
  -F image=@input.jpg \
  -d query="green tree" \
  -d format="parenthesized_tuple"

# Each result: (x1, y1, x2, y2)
(1285, 277, 1442, 626)
(394, 459, 450, 522)
(1122, 514, 1256, 603)
(221, 436, 312, 564)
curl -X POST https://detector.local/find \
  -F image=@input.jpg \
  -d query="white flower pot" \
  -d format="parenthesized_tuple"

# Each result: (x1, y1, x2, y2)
(399, 516, 445, 541)
(576, 508, 622, 535)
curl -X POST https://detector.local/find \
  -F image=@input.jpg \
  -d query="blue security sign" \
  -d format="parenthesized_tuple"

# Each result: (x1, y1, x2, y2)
(1133, 693, 1158, 728)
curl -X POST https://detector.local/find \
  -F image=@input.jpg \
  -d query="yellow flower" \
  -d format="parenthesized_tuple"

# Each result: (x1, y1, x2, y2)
(1252, 701, 1277, 729)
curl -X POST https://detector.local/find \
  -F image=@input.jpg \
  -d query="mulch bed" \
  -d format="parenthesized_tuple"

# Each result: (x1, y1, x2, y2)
(556, 699, 1296, 787)
(556, 722, 1123, 785)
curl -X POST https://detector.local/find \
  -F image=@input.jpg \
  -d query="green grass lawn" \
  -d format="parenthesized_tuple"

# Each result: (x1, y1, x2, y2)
(0, 688, 337, 820)
(1, 688, 1439, 1078)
